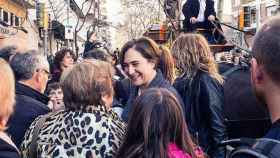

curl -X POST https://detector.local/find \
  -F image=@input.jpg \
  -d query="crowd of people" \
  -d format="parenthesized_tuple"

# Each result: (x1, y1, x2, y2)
(0, 16, 280, 158)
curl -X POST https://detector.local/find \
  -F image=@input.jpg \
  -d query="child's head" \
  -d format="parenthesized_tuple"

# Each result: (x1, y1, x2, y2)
(46, 82, 64, 111)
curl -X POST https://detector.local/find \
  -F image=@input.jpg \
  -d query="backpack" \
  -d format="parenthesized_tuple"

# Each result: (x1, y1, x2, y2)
(220, 138, 280, 158)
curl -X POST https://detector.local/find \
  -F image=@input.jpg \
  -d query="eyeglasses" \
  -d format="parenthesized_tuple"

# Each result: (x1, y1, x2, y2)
(37, 69, 52, 80)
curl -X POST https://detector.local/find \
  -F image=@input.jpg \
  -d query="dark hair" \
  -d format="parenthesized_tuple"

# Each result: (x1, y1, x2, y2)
(116, 88, 197, 158)
(83, 48, 111, 62)
(53, 48, 75, 70)
(46, 82, 61, 95)
(120, 37, 174, 83)
(252, 16, 280, 84)
(0, 46, 18, 62)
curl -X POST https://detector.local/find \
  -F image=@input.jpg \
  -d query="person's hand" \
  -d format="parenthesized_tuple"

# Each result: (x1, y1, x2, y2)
(47, 100, 54, 110)
(190, 17, 197, 24)
(89, 32, 97, 42)
(208, 15, 215, 21)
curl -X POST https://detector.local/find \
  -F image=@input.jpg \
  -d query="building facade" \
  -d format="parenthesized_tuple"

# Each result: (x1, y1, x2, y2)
(232, 0, 278, 31)
(0, 0, 38, 50)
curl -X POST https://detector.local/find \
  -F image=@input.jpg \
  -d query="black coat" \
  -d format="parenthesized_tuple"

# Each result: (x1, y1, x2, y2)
(7, 82, 50, 147)
(121, 70, 185, 122)
(173, 71, 227, 158)
(83, 40, 103, 54)
(0, 138, 20, 158)
(182, 0, 216, 31)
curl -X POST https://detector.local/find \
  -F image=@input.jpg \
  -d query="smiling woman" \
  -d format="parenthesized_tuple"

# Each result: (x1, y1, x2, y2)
(119, 37, 184, 122)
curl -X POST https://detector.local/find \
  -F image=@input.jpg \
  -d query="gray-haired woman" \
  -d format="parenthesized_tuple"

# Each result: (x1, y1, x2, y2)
(21, 60, 126, 158)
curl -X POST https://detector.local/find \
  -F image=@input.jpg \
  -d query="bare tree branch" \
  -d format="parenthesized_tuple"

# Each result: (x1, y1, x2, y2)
(76, 0, 95, 32)
(120, 0, 165, 39)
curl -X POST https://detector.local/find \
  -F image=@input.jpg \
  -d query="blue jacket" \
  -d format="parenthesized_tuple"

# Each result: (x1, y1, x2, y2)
(121, 70, 184, 122)
(7, 82, 50, 147)
(264, 119, 280, 140)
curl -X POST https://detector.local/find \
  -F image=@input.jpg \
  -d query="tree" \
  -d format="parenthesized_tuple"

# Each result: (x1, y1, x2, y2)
(119, 0, 166, 40)
(73, 0, 96, 54)
(47, 0, 101, 55)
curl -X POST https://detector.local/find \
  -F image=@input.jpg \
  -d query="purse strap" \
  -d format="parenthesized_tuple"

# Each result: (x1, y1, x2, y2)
(29, 114, 49, 158)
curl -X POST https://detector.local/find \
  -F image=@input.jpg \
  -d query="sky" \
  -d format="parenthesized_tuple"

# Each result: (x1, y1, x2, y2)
(106, 0, 124, 49)
(106, 0, 123, 26)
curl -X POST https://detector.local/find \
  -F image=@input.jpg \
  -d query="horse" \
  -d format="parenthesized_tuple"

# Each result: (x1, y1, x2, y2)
(219, 60, 271, 139)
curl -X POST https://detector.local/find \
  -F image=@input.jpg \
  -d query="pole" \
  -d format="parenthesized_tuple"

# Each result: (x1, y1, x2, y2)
(67, 0, 70, 25)
(256, 0, 261, 30)
(67, 0, 70, 47)
(43, 29, 48, 56)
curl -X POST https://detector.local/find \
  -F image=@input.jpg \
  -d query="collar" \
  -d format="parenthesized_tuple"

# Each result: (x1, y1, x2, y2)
(15, 82, 49, 105)
(147, 70, 167, 88)
(132, 70, 168, 97)
(67, 105, 121, 120)
(271, 118, 280, 129)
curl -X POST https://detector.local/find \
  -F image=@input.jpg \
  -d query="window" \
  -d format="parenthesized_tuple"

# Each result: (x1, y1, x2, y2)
(0, 8, 2, 21)
(244, 6, 250, 27)
(243, 6, 257, 28)
(250, 7, 256, 25)
(267, 5, 278, 16)
(15, 16, 20, 26)
(10, 13, 14, 26)
(3, 11, 9, 25)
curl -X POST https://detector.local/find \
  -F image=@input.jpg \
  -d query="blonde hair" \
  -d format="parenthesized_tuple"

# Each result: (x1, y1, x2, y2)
(171, 33, 224, 84)
(0, 59, 15, 130)
(61, 60, 114, 110)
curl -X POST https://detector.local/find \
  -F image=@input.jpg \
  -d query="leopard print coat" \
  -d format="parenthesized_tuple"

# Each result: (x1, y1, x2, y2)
(20, 105, 126, 158)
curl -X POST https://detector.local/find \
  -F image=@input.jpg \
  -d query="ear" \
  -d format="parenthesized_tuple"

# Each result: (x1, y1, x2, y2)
(148, 59, 157, 69)
(101, 94, 113, 109)
(0, 116, 8, 128)
(35, 71, 43, 83)
(251, 58, 264, 84)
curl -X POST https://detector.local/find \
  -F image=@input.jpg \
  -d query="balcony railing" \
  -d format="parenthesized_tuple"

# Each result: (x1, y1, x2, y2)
(11, 0, 35, 9)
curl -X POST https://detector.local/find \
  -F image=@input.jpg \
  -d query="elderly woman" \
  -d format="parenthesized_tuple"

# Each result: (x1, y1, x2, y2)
(21, 60, 126, 157)
(0, 59, 20, 158)
(171, 33, 227, 158)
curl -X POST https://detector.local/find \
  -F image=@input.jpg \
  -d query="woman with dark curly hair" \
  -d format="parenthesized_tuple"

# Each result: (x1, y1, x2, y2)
(50, 48, 75, 83)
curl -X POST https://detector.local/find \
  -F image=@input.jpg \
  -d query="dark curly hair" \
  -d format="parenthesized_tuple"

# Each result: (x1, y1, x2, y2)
(53, 48, 76, 71)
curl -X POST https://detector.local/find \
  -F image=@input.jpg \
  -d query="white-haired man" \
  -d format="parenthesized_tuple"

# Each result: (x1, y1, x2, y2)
(7, 50, 51, 147)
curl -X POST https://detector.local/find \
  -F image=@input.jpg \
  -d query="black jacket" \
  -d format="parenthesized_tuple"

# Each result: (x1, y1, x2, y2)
(182, 0, 216, 31)
(83, 40, 103, 54)
(173, 71, 227, 158)
(7, 82, 50, 147)
(121, 70, 185, 122)
(0, 138, 20, 158)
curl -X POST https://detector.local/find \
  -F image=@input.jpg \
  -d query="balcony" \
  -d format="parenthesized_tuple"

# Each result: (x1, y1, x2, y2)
(11, 0, 35, 9)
